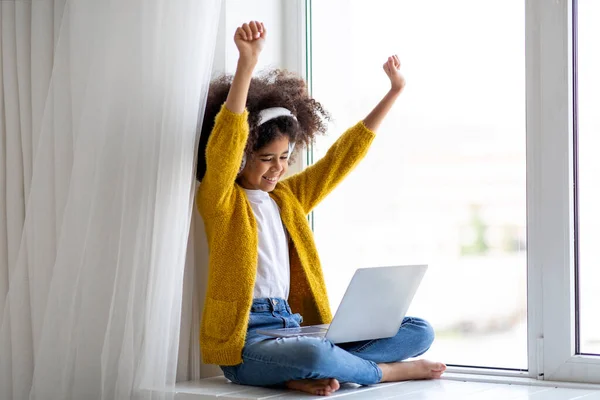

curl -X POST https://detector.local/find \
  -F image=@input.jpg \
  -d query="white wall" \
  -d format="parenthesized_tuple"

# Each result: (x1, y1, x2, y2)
(212, 0, 305, 77)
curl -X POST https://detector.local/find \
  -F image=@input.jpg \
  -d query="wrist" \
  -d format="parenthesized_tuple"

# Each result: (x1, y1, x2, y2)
(237, 55, 258, 70)
(389, 86, 403, 96)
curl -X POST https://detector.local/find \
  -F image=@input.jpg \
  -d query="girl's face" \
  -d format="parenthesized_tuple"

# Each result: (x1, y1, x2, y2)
(238, 135, 290, 192)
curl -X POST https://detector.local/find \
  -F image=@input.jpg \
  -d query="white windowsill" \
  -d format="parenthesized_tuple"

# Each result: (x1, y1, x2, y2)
(443, 370, 600, 390)
(160, 371, 600, 400)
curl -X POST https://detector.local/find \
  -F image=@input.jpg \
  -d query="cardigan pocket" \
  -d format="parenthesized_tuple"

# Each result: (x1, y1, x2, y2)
(205, 298, 238, 340)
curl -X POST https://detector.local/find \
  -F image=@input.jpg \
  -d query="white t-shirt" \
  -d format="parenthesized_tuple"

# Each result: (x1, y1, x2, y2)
(243, 189, 290, 299)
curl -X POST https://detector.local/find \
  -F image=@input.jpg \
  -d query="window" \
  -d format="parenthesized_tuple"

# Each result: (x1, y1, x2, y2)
(307, 0, 600, 382)
(310, 0, 527, 370)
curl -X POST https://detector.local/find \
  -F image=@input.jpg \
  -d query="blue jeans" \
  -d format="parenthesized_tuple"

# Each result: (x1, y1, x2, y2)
(220, 298, 435, 386)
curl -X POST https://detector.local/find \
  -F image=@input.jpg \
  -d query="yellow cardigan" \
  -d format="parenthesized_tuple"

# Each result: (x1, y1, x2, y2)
(197, 105, 375, 366)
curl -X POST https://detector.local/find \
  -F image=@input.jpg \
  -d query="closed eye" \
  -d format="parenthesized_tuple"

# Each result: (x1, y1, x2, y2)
(259, 154, 289, 162)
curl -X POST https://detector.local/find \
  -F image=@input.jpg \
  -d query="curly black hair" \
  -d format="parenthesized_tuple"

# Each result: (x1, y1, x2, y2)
(196, 69, 330, 181)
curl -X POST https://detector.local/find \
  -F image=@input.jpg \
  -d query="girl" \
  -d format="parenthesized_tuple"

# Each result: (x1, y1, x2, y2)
(196, 21, 446, 396)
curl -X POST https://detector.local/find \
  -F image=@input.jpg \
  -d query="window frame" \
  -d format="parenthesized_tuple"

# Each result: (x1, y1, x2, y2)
(529, 0, 600, 382)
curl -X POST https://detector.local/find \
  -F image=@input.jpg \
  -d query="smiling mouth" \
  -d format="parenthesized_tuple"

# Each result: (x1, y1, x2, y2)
(263, 176, 278, 184)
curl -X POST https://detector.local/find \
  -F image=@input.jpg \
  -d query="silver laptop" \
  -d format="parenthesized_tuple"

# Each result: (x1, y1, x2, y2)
(257, 265, 427, 344)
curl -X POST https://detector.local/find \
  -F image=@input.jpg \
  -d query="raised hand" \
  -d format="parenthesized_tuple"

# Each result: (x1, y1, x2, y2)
(383, 55, 406, 93)
(362, 55, 405, 132)
(225, 22, 266, 114)
(234, 21, 266, 62)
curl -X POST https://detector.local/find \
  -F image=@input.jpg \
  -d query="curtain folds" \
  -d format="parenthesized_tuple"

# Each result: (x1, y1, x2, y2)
(0, 1, 221, 398)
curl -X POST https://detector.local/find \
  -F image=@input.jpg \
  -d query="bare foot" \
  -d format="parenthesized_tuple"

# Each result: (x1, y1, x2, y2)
(379, 359, 446, 382)
(286, 378, 341, 396)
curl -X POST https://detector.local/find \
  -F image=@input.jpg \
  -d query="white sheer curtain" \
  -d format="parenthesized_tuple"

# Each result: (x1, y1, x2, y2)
(0, 0, 221, 399)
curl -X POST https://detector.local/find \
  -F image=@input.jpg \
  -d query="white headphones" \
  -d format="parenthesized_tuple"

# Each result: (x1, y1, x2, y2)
(238, 107, 297, 173)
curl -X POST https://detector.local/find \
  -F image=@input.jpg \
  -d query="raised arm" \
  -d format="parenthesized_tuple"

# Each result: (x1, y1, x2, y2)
(363, 55, 405, 131)
(198, 22, 265, 214)
(225, 21, 266, 113)
(281, 55, 406, 214)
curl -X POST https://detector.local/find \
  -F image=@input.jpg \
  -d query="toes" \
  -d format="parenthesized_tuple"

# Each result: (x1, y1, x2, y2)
(430, 365, 446, 379)
(330, 378, 341, 391)
(317, 380, 339, 396)
(286, 378, 340, 396)
(432, 362, 447, 372)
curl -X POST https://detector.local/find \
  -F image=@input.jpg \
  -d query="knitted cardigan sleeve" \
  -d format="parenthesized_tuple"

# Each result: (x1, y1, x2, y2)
(197, 105, 249, 215)
(281, 121, 375, 214)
